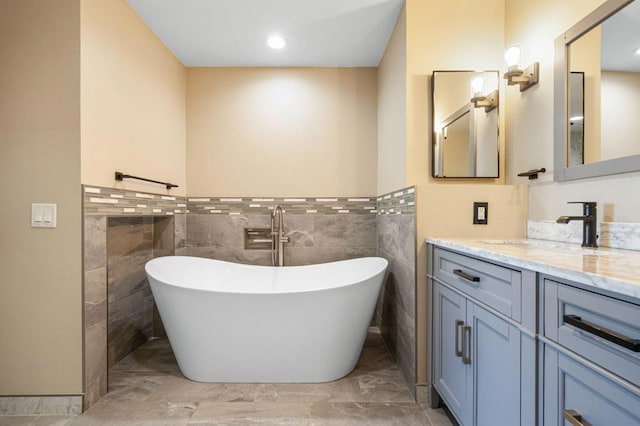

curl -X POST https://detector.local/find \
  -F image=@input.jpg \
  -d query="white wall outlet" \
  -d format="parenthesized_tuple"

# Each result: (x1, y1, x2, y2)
(31, 203, 57, 228)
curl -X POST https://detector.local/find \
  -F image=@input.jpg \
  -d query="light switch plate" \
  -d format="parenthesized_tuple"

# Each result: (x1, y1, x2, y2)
(31, 203, 57, 228)
(473, 202, 488, 225)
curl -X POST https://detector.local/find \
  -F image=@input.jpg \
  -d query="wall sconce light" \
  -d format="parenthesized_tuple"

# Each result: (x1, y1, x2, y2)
(470, 76, 498, 112)
(503, 45, 539, 91)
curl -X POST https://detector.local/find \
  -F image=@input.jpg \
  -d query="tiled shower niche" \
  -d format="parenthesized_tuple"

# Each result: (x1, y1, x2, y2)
(107, 216, 172, 367)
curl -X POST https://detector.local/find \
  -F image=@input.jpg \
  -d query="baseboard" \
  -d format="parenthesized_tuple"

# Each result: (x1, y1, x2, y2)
(0, 395, 82, 415)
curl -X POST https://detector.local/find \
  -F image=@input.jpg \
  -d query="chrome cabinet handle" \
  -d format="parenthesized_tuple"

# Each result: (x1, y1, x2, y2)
(453, 269, 480, 283)
(563, 314, 640, 352)
(454, 320, 464, 357)
(462, 325, 472, 364)
(563, 409, 591, 426)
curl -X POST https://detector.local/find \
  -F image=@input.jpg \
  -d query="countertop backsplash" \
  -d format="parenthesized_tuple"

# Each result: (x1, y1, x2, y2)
(527, 220, 640, 251)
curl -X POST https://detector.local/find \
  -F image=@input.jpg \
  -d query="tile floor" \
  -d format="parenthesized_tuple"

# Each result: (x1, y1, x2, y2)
(0, 330, 454, 425)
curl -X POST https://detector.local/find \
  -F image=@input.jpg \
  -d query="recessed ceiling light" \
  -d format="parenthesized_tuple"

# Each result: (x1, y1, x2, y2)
(266, 35, 286, 50)
(635, 47, 640, 55)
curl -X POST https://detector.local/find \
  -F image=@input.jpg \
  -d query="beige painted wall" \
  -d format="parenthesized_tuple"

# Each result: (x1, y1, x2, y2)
(186, 67, 378, 197)
(406, 0, 506, 186)
(505, 0, 640, 223)
(415, 184, 529, 384)
(81, 0, 187, 196)
(0, 0, 83, 394)
(377, 5, 407, 195)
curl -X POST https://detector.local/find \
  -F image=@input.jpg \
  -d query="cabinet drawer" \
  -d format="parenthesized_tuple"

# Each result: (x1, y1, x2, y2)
(433, 248, 522, 321)
(544, 345, 640, 426)
(544, 279, 640, 388)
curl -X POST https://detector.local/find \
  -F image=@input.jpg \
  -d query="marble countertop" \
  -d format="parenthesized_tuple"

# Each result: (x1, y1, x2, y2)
(426, 237, 640, 302)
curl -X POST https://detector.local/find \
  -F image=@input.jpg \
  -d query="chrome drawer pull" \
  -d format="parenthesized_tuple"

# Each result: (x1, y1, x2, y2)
(563, 409, 591, 426)
(563, 314, 640, 352)
(462, 325, 472, 365)
(454, 320, 464, 357)
(453, 269, 480, 283)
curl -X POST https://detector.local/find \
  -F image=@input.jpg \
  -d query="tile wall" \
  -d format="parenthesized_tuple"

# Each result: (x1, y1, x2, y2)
(376, 187, 416, 397)
(81, 186, 418, 410)
(82, 186, 187, 410)
(185, 197, 378, 265)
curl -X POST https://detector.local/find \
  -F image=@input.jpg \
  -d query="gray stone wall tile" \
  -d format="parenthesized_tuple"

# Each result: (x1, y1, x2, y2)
(187, 214, 270, 248)
(283, 215, 315, 247)
(107, 217, 153, 257)
(85, 267, 106, 329)
(284, 247, 351, 266)
(314, 215, 377, 248)
(83, 372, 107, 411)
(107, 290, 148, 368)
(174, 214, 186, 249)
(378, 215, 415, 267)
(153, 217, 175, 257)
(376, 188, 416, 394)
(85, 321, 107, 389)
(84, 216, 106, 270)
(107, 256, 150, 304)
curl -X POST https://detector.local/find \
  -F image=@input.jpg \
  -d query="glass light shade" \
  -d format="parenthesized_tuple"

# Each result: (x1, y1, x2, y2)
(471, 77, 484, 95)
(504, 45, 521, 68)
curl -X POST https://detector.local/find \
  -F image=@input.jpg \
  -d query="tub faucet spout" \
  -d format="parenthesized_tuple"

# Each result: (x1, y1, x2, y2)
(271, 205, 289, 266)
(556, 201, 598, 248)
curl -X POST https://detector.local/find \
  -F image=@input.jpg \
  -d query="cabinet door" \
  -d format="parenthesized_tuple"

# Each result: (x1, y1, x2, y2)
(433, 282, 469, 425)
(468, 302, 522, 426)
(544, 345, 640, 426)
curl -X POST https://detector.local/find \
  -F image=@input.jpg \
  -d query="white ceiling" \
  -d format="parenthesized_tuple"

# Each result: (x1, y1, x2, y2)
(126, 0, 405, 67)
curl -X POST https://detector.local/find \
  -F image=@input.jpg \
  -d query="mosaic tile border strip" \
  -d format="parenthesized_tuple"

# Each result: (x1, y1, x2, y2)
(83, 185, 188, 216)
(188, 196, 377, 215)
(376, 186, 415, 215)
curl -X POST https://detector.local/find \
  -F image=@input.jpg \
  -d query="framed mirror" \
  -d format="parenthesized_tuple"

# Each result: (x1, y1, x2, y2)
(554, 0, 640, 181)
(432, 70, 500, 178)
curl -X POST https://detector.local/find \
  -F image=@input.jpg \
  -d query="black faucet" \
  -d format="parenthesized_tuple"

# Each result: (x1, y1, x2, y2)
(556, 202, 598, 248)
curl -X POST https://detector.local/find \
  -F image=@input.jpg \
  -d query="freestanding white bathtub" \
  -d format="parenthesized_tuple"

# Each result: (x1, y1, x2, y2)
(145, 256, 388, 383)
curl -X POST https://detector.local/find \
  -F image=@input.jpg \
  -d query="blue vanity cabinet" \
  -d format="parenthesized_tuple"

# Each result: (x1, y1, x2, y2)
(543, 345, 640, 425)
(542, 277, 640, 426)
(431, 246, 535, 426)
(433, 282, 469, 425)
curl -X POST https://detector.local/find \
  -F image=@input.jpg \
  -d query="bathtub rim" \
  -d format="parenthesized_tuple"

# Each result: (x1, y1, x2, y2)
(145, 255, 389, 295)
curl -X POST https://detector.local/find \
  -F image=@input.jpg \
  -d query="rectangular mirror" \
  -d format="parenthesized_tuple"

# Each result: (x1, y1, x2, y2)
(554, 0, 640, 181)
(432, 70, 500, 178)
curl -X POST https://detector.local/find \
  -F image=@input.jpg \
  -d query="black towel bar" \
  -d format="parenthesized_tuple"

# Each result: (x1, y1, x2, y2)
(517, 167, 546, 180)
(114, 171, 178, 190)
